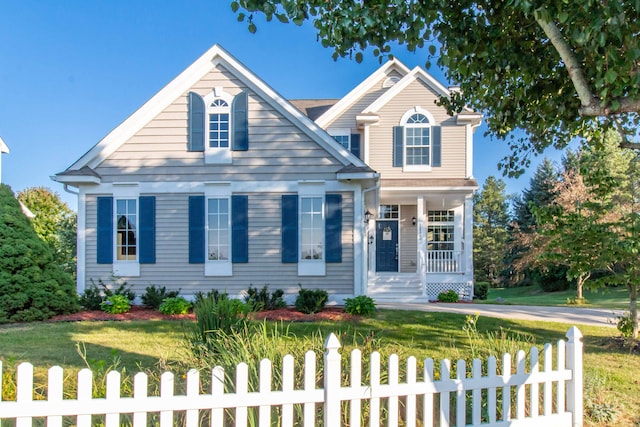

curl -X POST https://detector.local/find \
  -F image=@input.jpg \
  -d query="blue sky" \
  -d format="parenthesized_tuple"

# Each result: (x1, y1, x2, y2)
(0, 1, 566, 210)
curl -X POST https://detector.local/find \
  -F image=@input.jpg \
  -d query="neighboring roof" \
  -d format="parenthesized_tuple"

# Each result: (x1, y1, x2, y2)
(59, 44, 367, 179)
(51, 166, 102, 185)
(315, 59, 411, 128)
(289, 99, 339, 121)
(381, 178, 478, 189)
(0, 136, 8, 154)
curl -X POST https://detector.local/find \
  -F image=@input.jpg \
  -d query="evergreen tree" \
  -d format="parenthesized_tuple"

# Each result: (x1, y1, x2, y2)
(473, 176, 510, 285)
(17, 187, 77, 277)
(0, 184, 78, 322)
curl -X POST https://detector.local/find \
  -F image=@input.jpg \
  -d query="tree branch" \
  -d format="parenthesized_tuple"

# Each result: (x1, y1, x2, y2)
(579, 97, 640, 116)
(534, 8, 596, 108)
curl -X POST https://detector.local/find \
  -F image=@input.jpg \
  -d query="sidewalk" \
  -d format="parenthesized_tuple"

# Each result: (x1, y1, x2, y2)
(377, 302, 627, 327)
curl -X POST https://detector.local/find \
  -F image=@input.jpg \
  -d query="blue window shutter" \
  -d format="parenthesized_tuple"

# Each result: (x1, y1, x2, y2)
(188, 92, 205, 152)
(281, 195, 298, 263)
(139, 196, 156, 264)
(231, 195, 249, 263)
(325, 194, 342, 263)
(232, 91, 249, 151)
(393, 126, 404, 167)
(350, 133, 361, 159)
(188, 196, 205, 264)
(97, 197, 113, 264)
(432, 126, 442, 167)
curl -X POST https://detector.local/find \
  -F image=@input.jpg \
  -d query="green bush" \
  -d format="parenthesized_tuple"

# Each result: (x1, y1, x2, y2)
(294, 287, 328, 314)
(97, 278, 136, 302)
(100, 295, 131, 314)
(193, 289, 228, 305)
(0, 184, 79, 322)
(344, 295, 376, 315)
(244, 285, 286, 311)
(473, 282, 489, 300)
(142, 285, 180, 309)
(437, 290, 459, 303)
(159, 297, 191, 315)
(189, 295, 250, 349)
(79, 283, 104, 310)
(616, 312, 635, 338)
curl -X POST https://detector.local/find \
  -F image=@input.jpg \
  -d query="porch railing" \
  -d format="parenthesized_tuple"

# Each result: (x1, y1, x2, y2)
(426, 250, 463, 273)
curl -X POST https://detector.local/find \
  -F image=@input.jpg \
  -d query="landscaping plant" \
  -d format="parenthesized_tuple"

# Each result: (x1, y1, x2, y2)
(159, 297, 191, 315)
(344, 295, 376, 315)
(294, 287, 328, 314)
(141, 285, 180, 309)
(244, 285, 286, 311)
(0, 184, 79, 322)
(79, 283, 104, 310)
(100, 295, 131, 314)
(437, 290, 459, 303)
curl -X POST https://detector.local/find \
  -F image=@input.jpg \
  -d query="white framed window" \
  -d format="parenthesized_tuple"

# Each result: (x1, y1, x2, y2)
(400, 108, 435, 171)
(300, 197, 323, 261)
(115, 199, 137, 261)
(328, 128, 351, 151)
(427, 210, 455, 252)
(379, 204, 399, 219)
(203, 87, 233, 164)
(204, 182, 233, 276)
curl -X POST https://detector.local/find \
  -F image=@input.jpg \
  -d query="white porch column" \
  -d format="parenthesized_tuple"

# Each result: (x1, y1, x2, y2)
(464, 194, 474, 277)
(417, 195, 427, 296)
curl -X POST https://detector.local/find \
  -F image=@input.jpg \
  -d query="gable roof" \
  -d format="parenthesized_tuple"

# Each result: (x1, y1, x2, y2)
(314, 59, 410, 128)
(289, 99, 339, 121)
(59, 44, 367, 178)
(362, 66, 482, 124)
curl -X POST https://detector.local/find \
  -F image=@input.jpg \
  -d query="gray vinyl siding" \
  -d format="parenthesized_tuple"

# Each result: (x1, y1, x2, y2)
(400, 205, 417, 273)
(84, 192, 355, 298)
(95, 64, 343, 182)
(368, 79, 468, 179)
(323, 70, 403, 130)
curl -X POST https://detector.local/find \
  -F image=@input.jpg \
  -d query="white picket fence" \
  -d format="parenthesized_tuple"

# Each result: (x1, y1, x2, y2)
(0, 327, 583, 427)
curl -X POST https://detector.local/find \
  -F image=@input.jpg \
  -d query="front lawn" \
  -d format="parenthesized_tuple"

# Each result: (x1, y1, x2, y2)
(0, 310, 638, 426)
(480, 285, 629, 309)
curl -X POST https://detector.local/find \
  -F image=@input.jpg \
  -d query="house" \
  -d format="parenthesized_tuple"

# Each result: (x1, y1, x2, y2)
(52, 44, 481, 303)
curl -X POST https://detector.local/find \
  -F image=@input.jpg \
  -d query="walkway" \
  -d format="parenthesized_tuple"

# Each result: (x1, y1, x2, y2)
(377, 302, 627, 327)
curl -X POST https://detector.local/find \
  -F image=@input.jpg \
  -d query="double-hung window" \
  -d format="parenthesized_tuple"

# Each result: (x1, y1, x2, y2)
(116, 199, 137, 261)
(300, 197, 323, 261)
(208, 99, 230, 149)
(427, 210, 455, 252)
(207, 198, 230, 262)
(404, 113, 431, 169)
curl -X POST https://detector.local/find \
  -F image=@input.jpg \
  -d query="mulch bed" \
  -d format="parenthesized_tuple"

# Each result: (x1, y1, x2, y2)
(598, 336, 640, 354)
(48, 306, 357, 323)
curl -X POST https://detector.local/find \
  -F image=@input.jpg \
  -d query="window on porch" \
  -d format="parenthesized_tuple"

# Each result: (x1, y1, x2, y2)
(426, 210, 461, 272)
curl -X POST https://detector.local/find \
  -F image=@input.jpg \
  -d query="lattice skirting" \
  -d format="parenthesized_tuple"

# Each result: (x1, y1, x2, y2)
(426, 281, 473, 301)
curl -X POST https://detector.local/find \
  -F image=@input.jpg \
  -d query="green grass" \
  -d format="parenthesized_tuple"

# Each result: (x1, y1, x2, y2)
(480, 285, 630, 309)
(0, 311, 638, 426)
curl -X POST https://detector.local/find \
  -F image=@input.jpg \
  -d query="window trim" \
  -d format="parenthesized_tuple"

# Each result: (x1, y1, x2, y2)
(400, 107, 435, 172)
(328, 128, 351, 151)
(427, 209, 455, 252)
(112, 185, 140, 277)
(298, 182, 326, 276)
(203, 87, 234, 164)
(204, 183, 232, 276)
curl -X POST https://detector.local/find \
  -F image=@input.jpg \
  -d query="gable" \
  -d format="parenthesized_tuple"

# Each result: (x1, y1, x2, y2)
(56, 45, 368, 185)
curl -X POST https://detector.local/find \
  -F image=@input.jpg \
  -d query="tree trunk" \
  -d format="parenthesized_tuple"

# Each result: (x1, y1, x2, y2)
(629, 283, 638, 339)
(576, 276, 584, 300)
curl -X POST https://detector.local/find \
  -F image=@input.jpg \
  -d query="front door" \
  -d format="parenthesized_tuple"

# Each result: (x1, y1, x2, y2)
(376, 220, 398, 272)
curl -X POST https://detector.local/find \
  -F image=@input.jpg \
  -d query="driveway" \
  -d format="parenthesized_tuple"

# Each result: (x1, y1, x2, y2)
(377, 302, 627, 328)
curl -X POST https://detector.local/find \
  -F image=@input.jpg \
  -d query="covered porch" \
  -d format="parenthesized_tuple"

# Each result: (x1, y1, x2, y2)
(364, 181, 476, 302)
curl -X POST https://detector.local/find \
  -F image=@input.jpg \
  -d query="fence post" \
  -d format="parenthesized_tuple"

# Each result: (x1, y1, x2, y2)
(324, 333, 342, 426)
(566, 327, 583, 427)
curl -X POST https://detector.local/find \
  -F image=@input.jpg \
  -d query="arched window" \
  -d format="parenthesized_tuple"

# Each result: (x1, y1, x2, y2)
(404, 112, 431, 167)
(207, 98, 230, 149)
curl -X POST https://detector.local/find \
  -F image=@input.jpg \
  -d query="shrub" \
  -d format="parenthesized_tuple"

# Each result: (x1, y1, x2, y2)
(193, 289, 228, 305)
(437, 290, 459, 303)
(0, 184, 79, 322)
(159, 296, 191, 315)
(616, 312, 635, 338)
(97, 278, 136, 302)
(244, 285, 286, 311)
(344, 295, 376, 315)
(142, 285, 180, 309)
(100, 294, 131, 314)
(473, 282, 489, 300)
(294, 287, 328, 314)
(79, 283, 104, 310)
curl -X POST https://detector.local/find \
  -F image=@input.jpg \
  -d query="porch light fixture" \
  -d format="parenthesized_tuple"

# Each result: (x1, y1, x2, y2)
(364, 210, 373, 223)
(412, 216, 417, 226)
